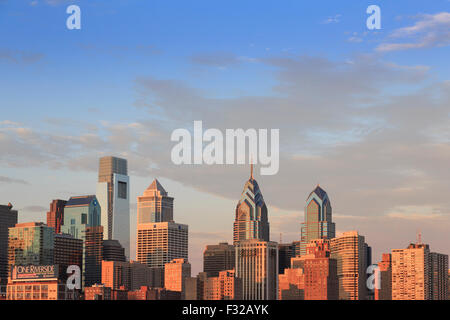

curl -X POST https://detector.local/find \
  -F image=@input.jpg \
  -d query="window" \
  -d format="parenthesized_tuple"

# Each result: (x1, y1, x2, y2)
(118, 181, 127, 199)
(81, 213, 87, 224)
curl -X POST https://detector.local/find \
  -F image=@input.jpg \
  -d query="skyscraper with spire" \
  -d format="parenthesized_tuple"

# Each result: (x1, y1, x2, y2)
(299, 185, 335, 256)
(233, 164, 269, 243)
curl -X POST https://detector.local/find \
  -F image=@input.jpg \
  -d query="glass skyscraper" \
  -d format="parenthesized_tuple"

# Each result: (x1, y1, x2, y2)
(233, 165, 269, 244)
(96, 156, 130, 258)
(299, 185, 335, 256)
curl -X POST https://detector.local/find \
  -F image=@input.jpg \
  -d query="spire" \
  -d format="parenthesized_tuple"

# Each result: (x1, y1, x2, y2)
(250, 163, 254, 180)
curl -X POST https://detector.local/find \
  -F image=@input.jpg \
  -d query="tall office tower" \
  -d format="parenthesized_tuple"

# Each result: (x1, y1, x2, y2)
(233, 165, 269, 244)
(375, 253, 392, 300)
(96, 156, 130, 258)
(448, 270, 450, 300)
(61, 195, 102, 288)
(0, 203, 18, 285)
(430, 252, 449, 300)
(203, 242, 235, 277)
(54, 233, 83, 281)
(330, 231, 369, 300)
(84, 226, 104, 287)
(8, 222, 54, 267)
(137, 179, 174, 224)
(392, 242, 431, 300)
(136, 180, 188, 287)
(137, 222, 188, 269)
(278, 243, 294, 274)
(46, 200, 67, 234)
(235, 239, 278, 300)
(203, 270, 242, 300)
(164, 258, 191, 297)
(299, 185, 335, 256)
(103, 240, 126, 262)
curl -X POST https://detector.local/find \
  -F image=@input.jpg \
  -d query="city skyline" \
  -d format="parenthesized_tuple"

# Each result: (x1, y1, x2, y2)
(1, 0, 449, 278)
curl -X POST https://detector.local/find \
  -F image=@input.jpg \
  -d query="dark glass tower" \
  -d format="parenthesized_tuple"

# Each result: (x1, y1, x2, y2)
(299, 185, 335, 256)
(233, 165, 269, 244)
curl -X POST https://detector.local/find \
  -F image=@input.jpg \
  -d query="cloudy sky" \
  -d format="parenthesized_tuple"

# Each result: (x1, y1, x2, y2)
(1, 0, 449, 275)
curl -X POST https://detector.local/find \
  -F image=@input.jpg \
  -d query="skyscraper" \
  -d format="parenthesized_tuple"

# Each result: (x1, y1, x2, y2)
(203, 242, 235, 277)
(430, 252, 448, 300)
(0, 203, 18, 285)
(61, 195, 102, 287)
(8, 222, 54, 269)
(54, 233, 83, 282)
(233, 165, 269, 244)
(392, 242, 431, 300)
(235, 239, 278, 300)
(137, 178, 173, 224)
(136, 179, 188, 287)
(46, 200, 67, 234)
(299, 185, 335, 256)
(330, 231, 369, 300)
(96, 156, 130, 258)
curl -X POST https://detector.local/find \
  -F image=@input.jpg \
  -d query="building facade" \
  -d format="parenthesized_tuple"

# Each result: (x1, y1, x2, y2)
(54, 233, 83, 282)
(203, 242, 235, 277)
(103, 239, 126, 262)
(0, 203, 18, 285)
(375, 253, 392, 300)
(299, 185, 335, 256)
(164, 258, 191, 297)
(330, 231, 369, 300)
(8, 222, 54, 269)
(46, 200, 67, 234)
(392, 243, 430, 300)
(235, 239, 278, 300)
(430, 252, 448, 300)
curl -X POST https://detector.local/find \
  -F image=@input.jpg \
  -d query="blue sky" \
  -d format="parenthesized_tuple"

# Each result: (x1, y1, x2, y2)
(1, 0, 450, 274)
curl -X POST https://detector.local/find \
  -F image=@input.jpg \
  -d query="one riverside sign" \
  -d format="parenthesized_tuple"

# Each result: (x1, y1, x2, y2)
(11, 265, 58, 280)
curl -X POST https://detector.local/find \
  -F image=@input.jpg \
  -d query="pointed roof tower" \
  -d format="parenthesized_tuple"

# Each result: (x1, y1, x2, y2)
(144, 178, 168, 196)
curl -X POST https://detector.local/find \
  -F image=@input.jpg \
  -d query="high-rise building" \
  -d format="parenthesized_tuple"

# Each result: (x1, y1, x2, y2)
(278, 243, 294, 274)
(96, 156, 130, 258)
(137, 222, 188, 269)
(233, 165, 269, 244)
(103, 239, 126, 262)
(235, 239, 278, 300)
(0, 203, 18, 285)
(430, 252, 448, 300)
(46, 200, 67, 234)
(8, 222, 54, 268)
(137, 179, 173, 224)
(61, 195, 102, 288)
(54, 233, 83, 281)
(164, 258, 191, 297)
(375, 253, 392, 300)
(299, 185, 335, 256)
(330, 231, 369, 300)
(302, 239, 338, 300)
(136, 180, 188, 288)
(391, 242, 431, 300)
(84, 226, 103, 287)
(203, 242, 235, 277)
